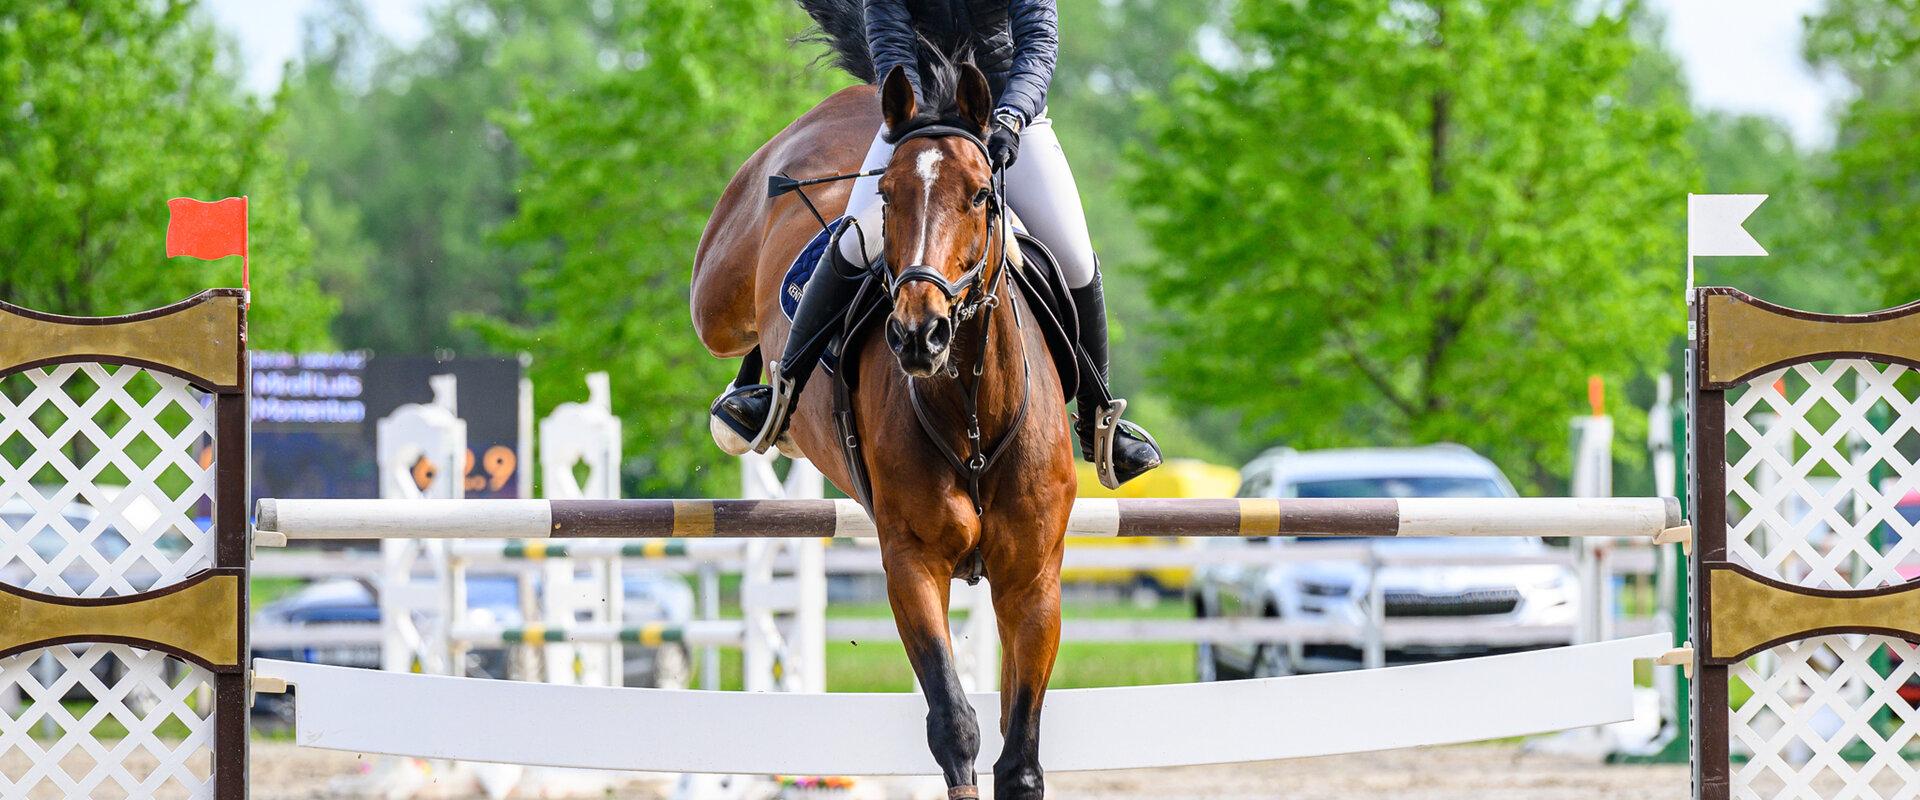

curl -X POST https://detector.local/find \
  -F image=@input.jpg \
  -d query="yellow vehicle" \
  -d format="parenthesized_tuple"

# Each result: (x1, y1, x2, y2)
(1063, 458, 1242, 594)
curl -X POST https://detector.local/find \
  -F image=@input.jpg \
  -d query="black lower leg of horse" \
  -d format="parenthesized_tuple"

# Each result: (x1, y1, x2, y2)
(888, 566, 980, 791)
(989, 565, 1060, 800)
(994, 686, 1046, 800)
(907, 639, 980, 791)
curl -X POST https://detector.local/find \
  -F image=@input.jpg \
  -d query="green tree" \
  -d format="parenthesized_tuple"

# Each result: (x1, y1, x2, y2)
(281, 0, 610, 353)
(0, 1, 332, 347)
(1127, 0, 1695, 491)
(485, 0, 846, 496)
(1689, 112, 1866, 312)
(1047, 0, 1245, 465)
(1807, 0, 1920, 309)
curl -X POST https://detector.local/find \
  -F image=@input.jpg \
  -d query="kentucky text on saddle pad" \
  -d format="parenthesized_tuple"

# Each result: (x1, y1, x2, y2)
(781, 218, 849, 322)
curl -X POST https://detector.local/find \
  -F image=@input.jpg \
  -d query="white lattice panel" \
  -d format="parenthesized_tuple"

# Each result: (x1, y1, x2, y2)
(1722, 360, 1920, 800)
(0, 365, 218, 798)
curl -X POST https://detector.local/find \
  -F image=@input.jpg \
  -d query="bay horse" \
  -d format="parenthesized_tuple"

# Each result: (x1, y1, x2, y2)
(689, 51, 1074, 800)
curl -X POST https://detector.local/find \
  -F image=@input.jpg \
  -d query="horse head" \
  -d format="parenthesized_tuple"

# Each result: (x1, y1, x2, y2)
(875, 59, 999, 378)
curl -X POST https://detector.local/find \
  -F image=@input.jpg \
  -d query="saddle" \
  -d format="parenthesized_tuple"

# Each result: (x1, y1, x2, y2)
(805, 232, 1084, 529)
(782, 227, 1079, 387)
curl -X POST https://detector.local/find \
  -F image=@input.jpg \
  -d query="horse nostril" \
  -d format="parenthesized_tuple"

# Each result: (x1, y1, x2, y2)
(925, 318, 951, 352)
(886, 319, 907, 353)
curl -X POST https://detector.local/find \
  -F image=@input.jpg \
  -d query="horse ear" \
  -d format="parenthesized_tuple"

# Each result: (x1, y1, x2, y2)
(956, 63, 992, 134)
(881, 65, 918, 134)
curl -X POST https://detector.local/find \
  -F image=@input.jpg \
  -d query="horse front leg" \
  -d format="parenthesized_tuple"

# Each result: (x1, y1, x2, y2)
(882, 542, 981, 796)
(981, 520, 1065, 800)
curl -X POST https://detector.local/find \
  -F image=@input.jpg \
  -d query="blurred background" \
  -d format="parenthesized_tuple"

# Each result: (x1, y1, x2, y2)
(10, 2, 1917, 795)
(9, 0, 1905, 500)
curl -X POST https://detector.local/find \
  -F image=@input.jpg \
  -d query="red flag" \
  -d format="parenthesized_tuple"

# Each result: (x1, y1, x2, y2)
(166, 197, 249, 289)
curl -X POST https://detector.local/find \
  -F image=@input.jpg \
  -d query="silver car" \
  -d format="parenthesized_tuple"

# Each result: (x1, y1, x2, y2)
(1, 494, 186, 703)
(1192, 445, 1578, 679)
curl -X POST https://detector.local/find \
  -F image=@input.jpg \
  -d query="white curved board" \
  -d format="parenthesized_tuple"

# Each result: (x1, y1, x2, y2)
(255, 634, 1666, 776)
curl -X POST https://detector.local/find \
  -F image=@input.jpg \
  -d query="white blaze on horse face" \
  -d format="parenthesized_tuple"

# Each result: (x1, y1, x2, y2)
(911, 148, 944, 266)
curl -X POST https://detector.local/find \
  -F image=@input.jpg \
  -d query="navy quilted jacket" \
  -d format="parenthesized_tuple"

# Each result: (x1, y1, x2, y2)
(864, 0, 1059, 125)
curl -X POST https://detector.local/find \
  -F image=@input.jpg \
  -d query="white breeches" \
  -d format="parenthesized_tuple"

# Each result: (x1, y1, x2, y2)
(837, 112, 1098, 289)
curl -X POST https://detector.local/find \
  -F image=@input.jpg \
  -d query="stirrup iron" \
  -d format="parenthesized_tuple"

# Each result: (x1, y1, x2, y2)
(1091, 397, 1129, 490)
(747, 364, 800, 454)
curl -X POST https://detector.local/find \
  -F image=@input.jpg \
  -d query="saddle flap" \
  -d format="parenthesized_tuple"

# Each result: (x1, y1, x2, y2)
(1009, 233, 1081, 399)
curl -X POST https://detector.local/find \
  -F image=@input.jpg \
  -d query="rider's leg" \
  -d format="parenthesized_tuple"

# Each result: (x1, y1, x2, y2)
(710, 126, 892, 453)
(1002, 114, 1162, 488)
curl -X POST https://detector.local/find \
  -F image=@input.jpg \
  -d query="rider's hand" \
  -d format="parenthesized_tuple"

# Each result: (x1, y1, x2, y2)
(989, 112, 1022, 170)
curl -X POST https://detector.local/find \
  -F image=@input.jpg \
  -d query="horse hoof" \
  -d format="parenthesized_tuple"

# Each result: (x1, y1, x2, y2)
(774, 431, 804, 459)
(710, 412, 752, 456)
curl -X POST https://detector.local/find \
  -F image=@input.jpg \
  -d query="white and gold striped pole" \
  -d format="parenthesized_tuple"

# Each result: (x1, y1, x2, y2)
(258, 496, 1682, 541)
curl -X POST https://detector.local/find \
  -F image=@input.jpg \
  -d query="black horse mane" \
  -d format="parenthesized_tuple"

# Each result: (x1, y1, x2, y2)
(793, 0, 877, 83)
(792, 0, 978, 135)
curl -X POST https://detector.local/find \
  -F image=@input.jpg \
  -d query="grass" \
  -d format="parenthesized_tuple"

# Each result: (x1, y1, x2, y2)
(709, 594, 1197, 692)
(16, 701, 202, 743)
(252, 577, 306, 606)
(249, 574, 1685, 696)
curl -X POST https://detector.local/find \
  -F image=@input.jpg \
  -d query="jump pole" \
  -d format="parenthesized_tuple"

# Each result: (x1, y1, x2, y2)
(256, 633, 1666, 776)
(447, 620, 748, 648)
(257, 496, 1682, 541)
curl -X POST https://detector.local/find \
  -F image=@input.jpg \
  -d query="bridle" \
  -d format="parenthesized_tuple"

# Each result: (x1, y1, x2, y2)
(773, 121, 1031, 517)
(884, 123, 1029, 515)
(881, 123, 1008, 325)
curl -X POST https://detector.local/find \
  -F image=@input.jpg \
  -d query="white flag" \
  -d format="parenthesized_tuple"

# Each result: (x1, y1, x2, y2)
(1688, 194, 1768, 258)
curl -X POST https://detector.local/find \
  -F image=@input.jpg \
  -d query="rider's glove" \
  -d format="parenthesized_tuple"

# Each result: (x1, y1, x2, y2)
(989, 111, 1023, 170)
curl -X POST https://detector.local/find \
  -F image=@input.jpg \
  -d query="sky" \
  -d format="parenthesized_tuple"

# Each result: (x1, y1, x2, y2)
(206, 0, 1845, 148)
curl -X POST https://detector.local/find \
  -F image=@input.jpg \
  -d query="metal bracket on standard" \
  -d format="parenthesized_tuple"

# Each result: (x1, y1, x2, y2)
(1652, 524, 1693, 554)
(1656, 645, 1695, 679)
(251, 528, 288, 561)
(250, 670, 290, 707)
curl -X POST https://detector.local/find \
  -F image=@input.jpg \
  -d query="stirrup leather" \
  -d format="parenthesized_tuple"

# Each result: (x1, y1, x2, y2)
(1090, 397, 1130, 490)
(747, 363, 801, 454)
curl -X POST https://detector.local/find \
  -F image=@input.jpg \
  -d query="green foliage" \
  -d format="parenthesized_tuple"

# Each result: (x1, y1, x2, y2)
(485, 0, 847, 497)
(1689, 112, 1868, 313)
(1046, 0, 1244, 466)
(281, 0, 610, 353)
(1127, 0, 1695, 492)
(1807, 0, 1920, 310)
(0, 1, 332, 347)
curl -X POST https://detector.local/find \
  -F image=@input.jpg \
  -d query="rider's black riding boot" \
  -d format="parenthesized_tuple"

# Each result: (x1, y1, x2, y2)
(1070, 268, 1163, 488)
(709, 230, 868, 454)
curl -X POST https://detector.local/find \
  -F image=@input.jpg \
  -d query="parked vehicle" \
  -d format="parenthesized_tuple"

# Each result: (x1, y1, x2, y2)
(252, 569, 695, 689)
(2, 494, 186, 702)
(1192, 445, 1578, 679)
(0, 494, 181, 592)
(1065, 458, 1241, 599)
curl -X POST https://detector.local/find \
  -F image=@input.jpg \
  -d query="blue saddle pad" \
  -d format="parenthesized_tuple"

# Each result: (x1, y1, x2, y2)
(781, 218, 849, 321)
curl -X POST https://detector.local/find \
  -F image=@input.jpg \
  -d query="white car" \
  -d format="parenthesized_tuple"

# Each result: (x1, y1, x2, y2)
(1192, 445, 1579, 679)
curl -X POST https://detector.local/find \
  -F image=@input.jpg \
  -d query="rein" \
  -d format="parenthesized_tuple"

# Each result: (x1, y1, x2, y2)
(888, 124, 1029, 515)
(775, 122, 1032, 517)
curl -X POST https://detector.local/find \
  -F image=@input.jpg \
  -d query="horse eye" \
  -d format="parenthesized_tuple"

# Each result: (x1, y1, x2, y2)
(972, 188, 990, 207)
